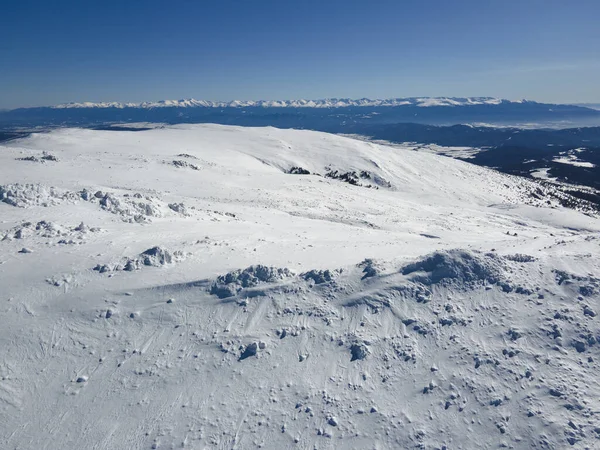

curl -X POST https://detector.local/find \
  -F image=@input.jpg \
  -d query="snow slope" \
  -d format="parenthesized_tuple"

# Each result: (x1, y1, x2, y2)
(1, 124, 600, 449)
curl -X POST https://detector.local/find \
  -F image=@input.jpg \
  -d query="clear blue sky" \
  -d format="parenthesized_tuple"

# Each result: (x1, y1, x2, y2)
(1, 0, 599, 109)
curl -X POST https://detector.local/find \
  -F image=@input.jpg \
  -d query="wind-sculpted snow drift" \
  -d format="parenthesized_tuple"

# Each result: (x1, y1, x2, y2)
(93, 246, 186, 273)
(401, 249, 506, 285)
(210, 265, 295, 298)
(1, 124, 600, 449)
(0, 183, 79, 207)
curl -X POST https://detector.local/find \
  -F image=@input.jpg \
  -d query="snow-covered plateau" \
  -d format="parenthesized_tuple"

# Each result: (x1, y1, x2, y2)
(1, 124, 600, 449)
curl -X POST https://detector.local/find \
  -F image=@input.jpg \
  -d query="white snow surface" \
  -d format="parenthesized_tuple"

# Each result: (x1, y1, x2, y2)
(342, 134, 483, 159)
(1, 124, 600, 449)
(530, 167, 558, 181)
(553, 155, 596, 168)
(51, 97, 514, 109)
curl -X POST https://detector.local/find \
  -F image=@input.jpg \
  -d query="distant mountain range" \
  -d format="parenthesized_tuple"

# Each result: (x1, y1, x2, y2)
(50, 97, 511, 109)
(573, 103, 600, 111)
(2, 97, 600, 129)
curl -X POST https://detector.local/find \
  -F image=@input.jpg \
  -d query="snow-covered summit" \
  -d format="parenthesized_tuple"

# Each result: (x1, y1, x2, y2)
(52, 96, 519, 109)
(1, 125, 599, 449)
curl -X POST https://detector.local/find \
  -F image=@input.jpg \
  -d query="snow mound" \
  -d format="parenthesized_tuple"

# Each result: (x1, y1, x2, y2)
(350, 342, 370, 361)
(4, 220, 66, 239)
(138, 246, 179, 266)
(210, 265, 294, 298)
(97, 192, 161, 223)
(401, 249, 506, 286)
(2, 220, 100, 242)
(80, 190, 164, 223)
(93, 246, 185, 273)
(301, 269, 336, 285)
(357, 258, 381, 279)
(167, 202, 189, 215)
(0, 183, 77, 208)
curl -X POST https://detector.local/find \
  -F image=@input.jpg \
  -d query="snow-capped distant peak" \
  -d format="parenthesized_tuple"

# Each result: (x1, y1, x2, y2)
(51, 97, 519, 109)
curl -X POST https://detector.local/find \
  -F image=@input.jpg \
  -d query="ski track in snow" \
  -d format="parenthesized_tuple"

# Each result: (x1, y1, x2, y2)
(1, 124, 600, 449)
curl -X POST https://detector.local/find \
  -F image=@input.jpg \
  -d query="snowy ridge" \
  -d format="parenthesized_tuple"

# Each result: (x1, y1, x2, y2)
(1, 125, 599, 449)
(51, 96, 517, 109)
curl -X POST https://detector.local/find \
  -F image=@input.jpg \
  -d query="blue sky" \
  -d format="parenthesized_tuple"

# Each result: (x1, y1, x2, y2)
(1, 0, 599, 109)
